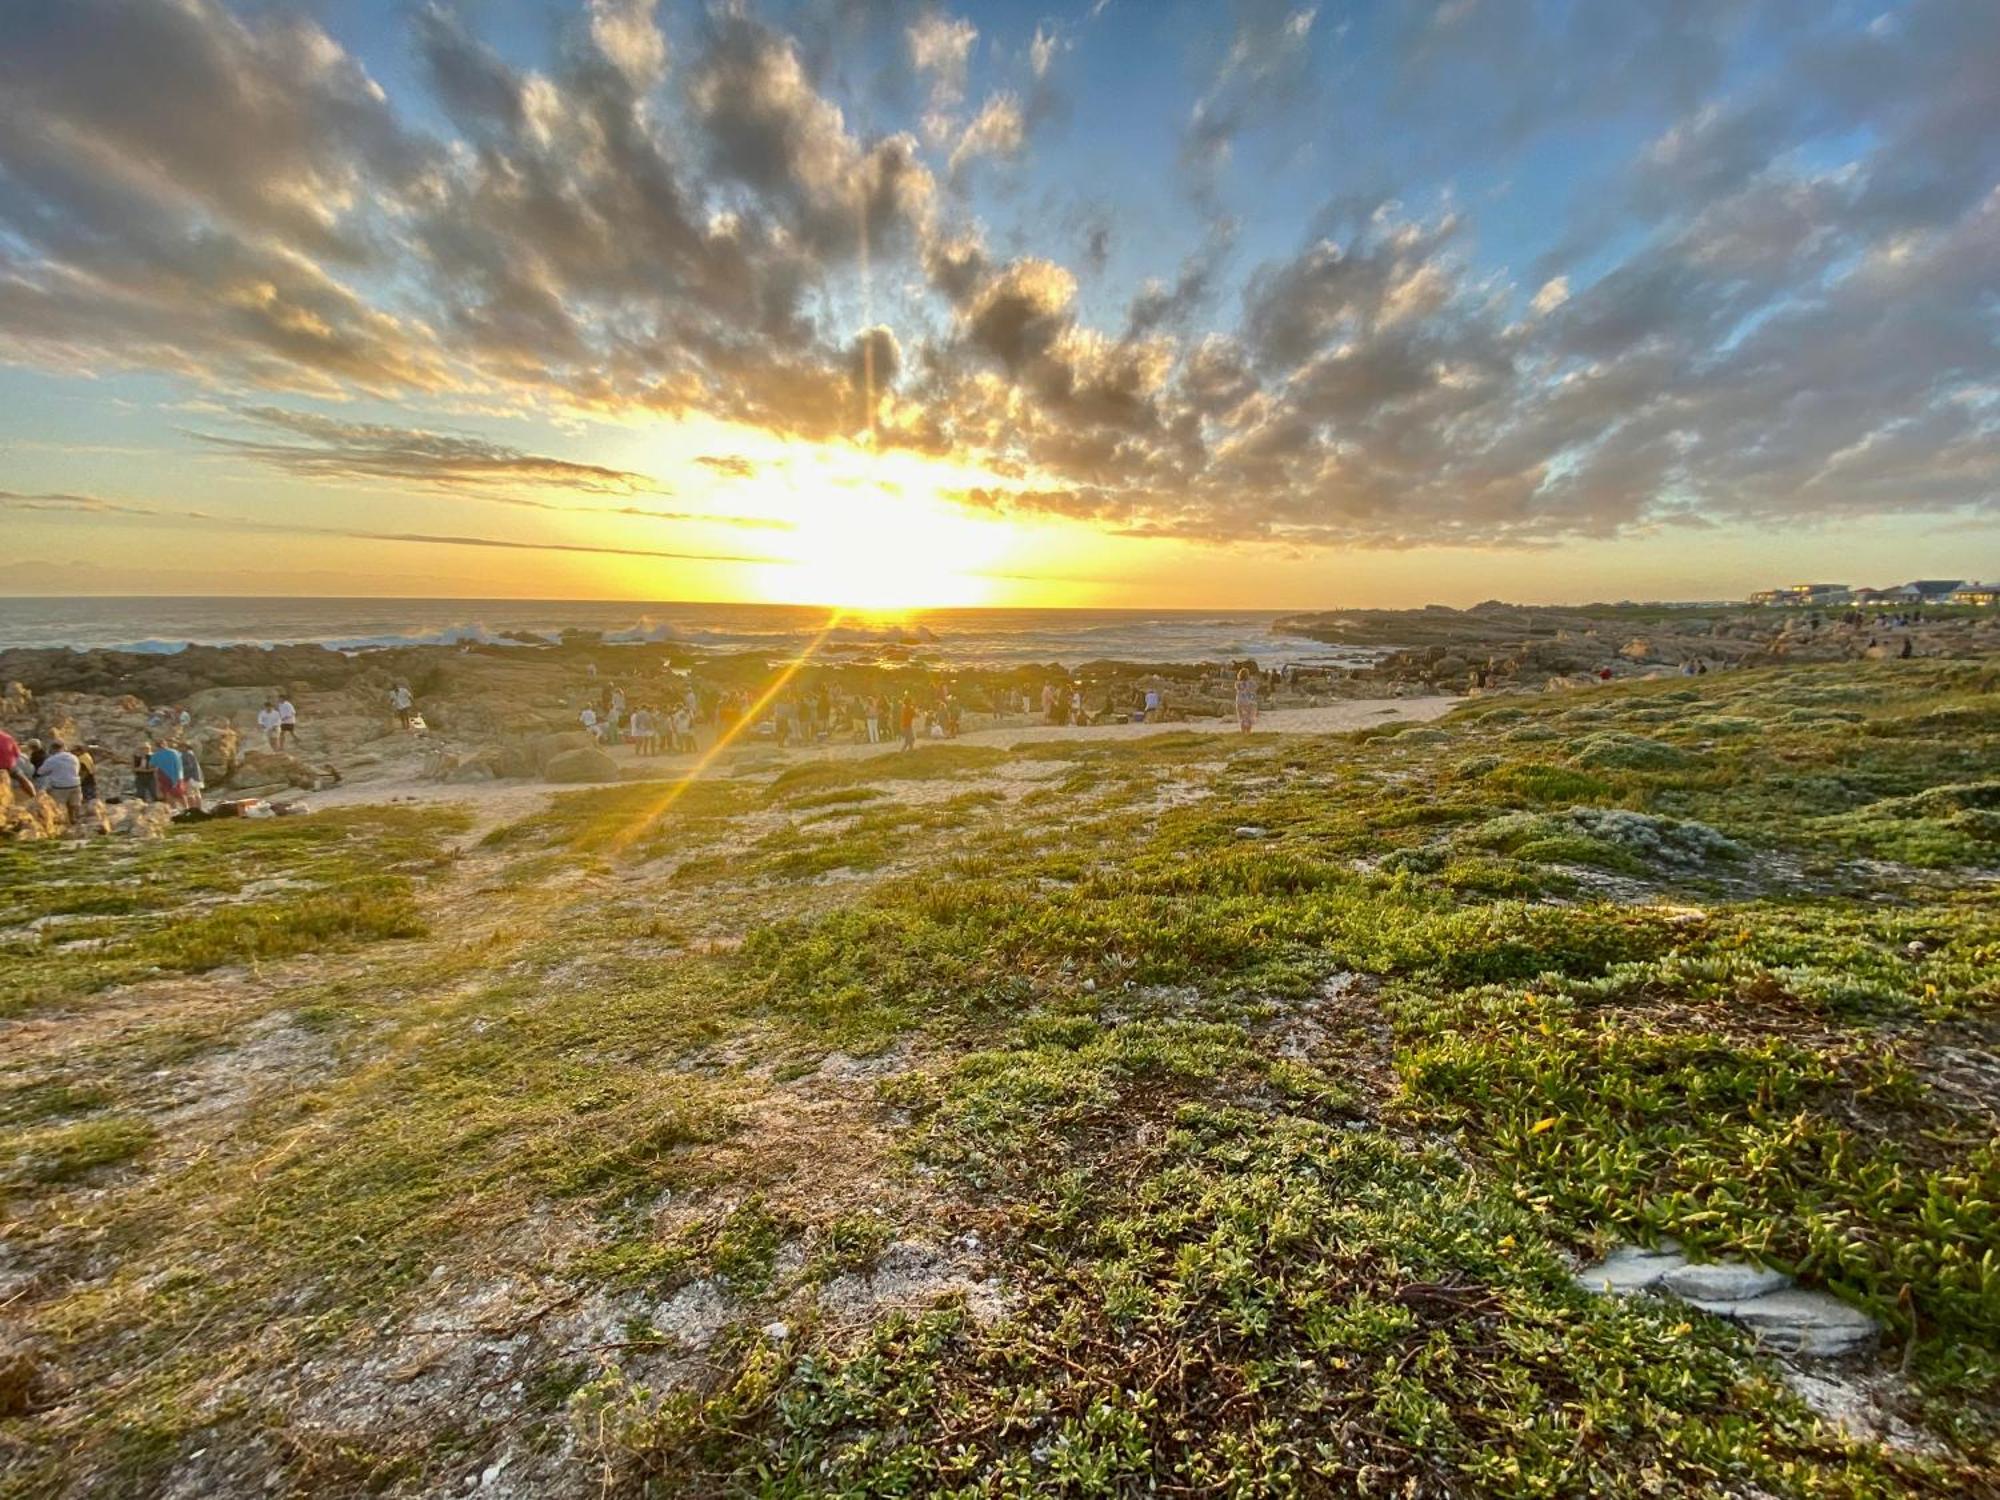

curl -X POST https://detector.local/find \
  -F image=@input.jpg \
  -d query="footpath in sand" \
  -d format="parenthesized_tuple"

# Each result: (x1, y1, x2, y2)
(308, 694, 1460, 820)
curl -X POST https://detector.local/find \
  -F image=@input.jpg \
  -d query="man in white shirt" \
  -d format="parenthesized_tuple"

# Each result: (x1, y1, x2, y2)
(579, 706, 600, 741)
(257, 701, 282, 751)
(36, 741, 83, 823)
(391, 683, 414, 729)
(277, 698, 298, 748)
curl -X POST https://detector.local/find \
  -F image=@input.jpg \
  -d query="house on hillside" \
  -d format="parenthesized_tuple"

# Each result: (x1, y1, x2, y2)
(1749, 583, 1851, 607)
(1949, 582, 1997, 606)
(1898, 580, 1965, 603)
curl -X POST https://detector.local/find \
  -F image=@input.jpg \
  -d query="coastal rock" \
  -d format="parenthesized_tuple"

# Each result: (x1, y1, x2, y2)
(225, 751, 337, 792)
(530, 731, 597, 774)
(0, 778, 63, 842)
(543, 746, 620, 784)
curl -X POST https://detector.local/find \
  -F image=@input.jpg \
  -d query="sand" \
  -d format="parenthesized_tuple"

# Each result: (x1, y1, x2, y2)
(305, 695, 1460, 826)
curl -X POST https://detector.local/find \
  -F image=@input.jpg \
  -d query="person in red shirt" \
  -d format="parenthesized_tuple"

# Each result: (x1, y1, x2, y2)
(0, 729, 33, 798)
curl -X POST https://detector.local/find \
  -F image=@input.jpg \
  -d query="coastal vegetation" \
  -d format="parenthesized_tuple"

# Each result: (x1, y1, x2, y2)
(2, 658, 1996, 1496)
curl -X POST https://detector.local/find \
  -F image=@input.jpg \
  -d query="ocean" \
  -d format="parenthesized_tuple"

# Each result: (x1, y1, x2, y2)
(0, 598, 1374, 672)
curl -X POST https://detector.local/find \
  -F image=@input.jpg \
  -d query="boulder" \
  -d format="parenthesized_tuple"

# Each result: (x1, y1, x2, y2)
(0, 777, 63, 842)
(531, 730, 597, 774)
(543, 746, 620, 784)
(489, 743, 539, 779)
(224, 750, 338, 791)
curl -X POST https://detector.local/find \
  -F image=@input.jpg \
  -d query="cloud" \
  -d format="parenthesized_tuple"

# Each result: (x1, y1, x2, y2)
(689, 14, 935, 258)
(1181, 2, 1320, 198)
(0, 0, 447, 395)
(0, 487, 781, 565)
(1030, 26, 1061, 80)
(588, 0, 668, 90)
(907, 10, 978, 138)
(0, 0, 1994, 562)
(199, 407, 662, 494)
(182, 407, 794, 529)
(949, 93, 1025, 178)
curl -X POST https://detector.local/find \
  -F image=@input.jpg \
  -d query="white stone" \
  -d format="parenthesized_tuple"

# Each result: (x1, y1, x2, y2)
(1688, 1287, 1881, 1357)
(1573, 1243, 1682, 1295)
(1660, 1261, 1792, 1302)
(761, 1321, 790, 1341)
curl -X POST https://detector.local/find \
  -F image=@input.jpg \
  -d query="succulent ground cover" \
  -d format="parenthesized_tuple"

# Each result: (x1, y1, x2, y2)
(1, 659, 1995, 1496)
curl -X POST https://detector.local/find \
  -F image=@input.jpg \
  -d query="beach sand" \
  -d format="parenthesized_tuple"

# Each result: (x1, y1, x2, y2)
(307, 694, 1461, 826)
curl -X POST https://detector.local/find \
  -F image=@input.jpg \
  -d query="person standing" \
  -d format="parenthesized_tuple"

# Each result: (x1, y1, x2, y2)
(391, 683, 415, 730)
(148, 739, 185, 809)
(179, 743, 205, 811)
(36, 741, 84, 825)
(899, 693, 918, 750)
(276, 695, 299, 748)
(0, 728, 32, 799)
(1234, 667, 1258, 733)
(257, 700, 282, 751)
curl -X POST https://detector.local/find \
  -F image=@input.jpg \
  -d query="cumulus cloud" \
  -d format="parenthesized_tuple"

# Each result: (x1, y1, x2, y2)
(0, 0, 1994, 559)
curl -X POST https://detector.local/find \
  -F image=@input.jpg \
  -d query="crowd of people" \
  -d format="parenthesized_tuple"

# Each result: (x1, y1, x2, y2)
(0, 721, 210, 830)
(553, 663, 1280, 761)
(0, 686, 309, 834)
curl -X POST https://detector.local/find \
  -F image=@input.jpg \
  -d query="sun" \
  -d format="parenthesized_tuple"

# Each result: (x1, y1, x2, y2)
(757, 488, 1002, 610)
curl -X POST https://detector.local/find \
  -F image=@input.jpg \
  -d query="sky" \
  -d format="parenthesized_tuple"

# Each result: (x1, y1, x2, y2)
(0, 0, 1995, 610)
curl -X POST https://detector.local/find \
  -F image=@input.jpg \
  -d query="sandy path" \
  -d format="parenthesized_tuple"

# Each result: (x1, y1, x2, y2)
(302, 695, 1461, 824)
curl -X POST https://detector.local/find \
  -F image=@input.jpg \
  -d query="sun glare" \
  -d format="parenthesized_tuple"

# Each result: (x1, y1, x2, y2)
(758, 488, 1002, 609)
(711, 439, 1020, 610)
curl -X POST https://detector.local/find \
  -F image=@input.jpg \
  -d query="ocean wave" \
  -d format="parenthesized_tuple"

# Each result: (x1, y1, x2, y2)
(70, 638, 196, 656)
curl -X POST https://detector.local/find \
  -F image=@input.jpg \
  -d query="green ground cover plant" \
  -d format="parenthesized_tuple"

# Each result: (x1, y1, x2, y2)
(3, 658, 1997, 1496)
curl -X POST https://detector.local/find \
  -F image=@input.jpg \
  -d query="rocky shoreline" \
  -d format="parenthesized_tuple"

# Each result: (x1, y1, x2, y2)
(5, 602, 1994, 840)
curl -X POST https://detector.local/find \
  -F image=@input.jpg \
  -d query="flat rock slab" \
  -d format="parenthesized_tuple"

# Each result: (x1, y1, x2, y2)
(1686, 1288, 1881, 1357)
(1660, 1261, 1792, 1302)
(1574, 1242, 1880, 1359)
(1575, 1243, 1684, 1295)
